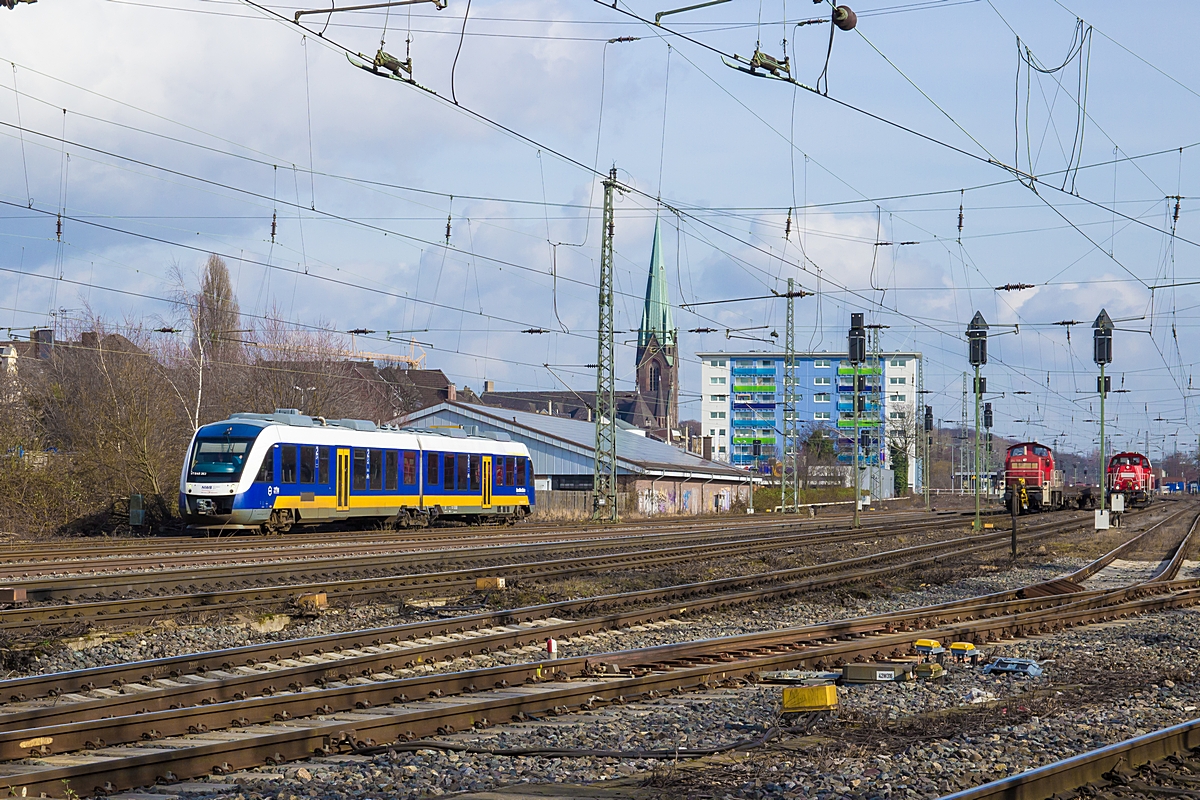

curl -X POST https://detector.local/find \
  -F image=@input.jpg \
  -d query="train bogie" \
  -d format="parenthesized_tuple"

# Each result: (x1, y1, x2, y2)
(179, 410, 536, 532)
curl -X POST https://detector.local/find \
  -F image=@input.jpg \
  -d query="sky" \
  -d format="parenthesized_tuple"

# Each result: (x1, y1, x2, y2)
(2, 0, 1200, 462)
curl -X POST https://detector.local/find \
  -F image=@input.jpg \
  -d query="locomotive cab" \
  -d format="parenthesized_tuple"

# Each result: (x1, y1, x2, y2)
(1002, 442, 1064, 513)
(1107, 452, 1155, 509)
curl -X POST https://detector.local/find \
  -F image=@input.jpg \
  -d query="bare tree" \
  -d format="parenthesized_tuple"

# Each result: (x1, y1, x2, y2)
(886, 407, 917, 495)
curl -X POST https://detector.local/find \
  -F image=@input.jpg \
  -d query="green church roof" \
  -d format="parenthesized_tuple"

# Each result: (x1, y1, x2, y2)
(638, 218, 676, 353)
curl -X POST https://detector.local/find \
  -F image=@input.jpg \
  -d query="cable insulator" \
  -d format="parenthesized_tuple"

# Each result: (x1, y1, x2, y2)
(445, 214, 452, 244)
(784, 209, 792, 240)
(56, 213, 62, 242)
(270, 211, 277, 244)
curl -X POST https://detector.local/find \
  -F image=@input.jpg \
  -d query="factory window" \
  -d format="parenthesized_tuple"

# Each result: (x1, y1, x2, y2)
(468, 455, 481, 491)
(516, 457, 527, 486)
(385, 450, 399, 491)
(369, 449, 383, 490)
(814, 393, 830, 403)
(889, 377, 906, 385)
(814, 376, 831, 386)
(299, 446, 316, 483)
(403, 451, 417, 486)
(814, 359, 831, 368)
(256, 447, 275, 483)
(353, 449, 367, 490)
(281, 445, 297, 484)
(427, 453, 440, 487)
(319, 446, 330, 485)
(710, 376, 726, 385)
(505, 456, 516, 486)
(457, 454, 469, 490)
(814, 411, 831, 420)
(890, 358, 907, 367)
(444, 454, 456, 490)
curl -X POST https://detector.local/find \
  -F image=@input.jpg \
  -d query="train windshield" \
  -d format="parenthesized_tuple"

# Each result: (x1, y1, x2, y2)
(1033, 446, 1049, 457)
(188, 437, 256, 483)
(1010, 446, 1026, 456)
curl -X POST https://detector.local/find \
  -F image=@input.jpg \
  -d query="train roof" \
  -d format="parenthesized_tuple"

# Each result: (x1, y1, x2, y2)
(1006, 441, 1049, 450)
(1108, 451, 1151, 462)
(207, 409, 515, 444)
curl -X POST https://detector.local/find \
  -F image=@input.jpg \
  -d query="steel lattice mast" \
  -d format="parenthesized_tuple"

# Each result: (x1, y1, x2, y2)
(782, 277, 798, 512)
(592, 167, 620, 521)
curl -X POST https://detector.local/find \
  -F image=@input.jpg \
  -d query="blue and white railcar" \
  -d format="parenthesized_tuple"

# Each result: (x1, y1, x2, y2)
(179, 409, 535, 532)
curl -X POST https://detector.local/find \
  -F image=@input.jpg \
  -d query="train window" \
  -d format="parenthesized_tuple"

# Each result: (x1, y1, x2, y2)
(1010, 446, 1026, 456)
(457, 454, 469, 491)
(444, 454, 455, 491)
(505, 457, 516, 486)
(319, 446, 330, 484)
(353, 449, 367, 490)
(469, 455, 481, 491)
(299, 446, 316, 483)
(403, 452, 417, 486)
(427, 453, 440, 487)
(256, 447, 275, 482)
(369, 449, 383, 490)
(1033, 446, 1049, 457)
(494, 458, 505, 487)
(516, 457, 527, 486)
(281, 445, 297, 484)
(385, 451, 399, 491)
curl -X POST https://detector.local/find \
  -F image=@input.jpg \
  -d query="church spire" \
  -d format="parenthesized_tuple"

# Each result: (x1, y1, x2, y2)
(638, 218, 675, 351)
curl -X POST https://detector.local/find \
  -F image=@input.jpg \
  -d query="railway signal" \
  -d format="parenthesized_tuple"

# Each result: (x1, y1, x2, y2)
(967, 312, 988, 532)
(1094, 309, 1114, 521)
(848, 313, 867, 528)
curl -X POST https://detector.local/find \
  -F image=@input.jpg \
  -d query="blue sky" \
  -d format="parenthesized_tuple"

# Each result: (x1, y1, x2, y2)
(2, 0, 1199, 460)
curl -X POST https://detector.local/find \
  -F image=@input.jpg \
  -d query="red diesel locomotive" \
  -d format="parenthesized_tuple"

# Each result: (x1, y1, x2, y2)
(1107, 452, 1155, 508)
(1003, 441, 1066, 512)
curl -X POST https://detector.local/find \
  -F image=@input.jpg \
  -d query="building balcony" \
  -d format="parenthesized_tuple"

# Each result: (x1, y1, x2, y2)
(731, 366, 777, 376)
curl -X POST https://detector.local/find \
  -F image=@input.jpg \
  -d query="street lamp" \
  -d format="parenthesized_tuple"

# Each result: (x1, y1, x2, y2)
(1094, 309, 1113, 515)
(848, 313, 866, 528)
(967, 311, 988, 531)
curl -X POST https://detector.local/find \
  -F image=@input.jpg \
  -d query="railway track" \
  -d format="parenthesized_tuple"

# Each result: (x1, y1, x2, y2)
(0, 506, 938, 571)
(0, 511, 983, 591)
(942, 717, 1200, 800)
(0, 512, 1035, 631)
(0, 505, 1188, 796)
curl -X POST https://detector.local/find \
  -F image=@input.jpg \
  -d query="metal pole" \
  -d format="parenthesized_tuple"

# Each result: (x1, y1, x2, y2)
(591, 167, 619, 521)
(974, 363, 982, 531)
(1099, 362, 1106, 514)
(920, 357, 929, 511)
(853, 360, 860, 529)
(782, 277, 797, 513)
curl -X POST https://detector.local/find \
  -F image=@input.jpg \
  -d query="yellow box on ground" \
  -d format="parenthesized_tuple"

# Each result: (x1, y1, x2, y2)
(476, 577, 507, 590)
(782, 684, 838, 712)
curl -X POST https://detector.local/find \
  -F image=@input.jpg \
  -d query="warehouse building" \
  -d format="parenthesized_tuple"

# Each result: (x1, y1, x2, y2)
(399, 401, 750, 519)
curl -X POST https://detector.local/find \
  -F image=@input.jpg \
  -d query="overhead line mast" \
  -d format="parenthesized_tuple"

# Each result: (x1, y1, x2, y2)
(592, 167, 620, 522)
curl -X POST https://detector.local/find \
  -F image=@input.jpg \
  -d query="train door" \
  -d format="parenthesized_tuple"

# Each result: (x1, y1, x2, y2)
(336, 448, 350, 512)
(482, 455, 493, 509)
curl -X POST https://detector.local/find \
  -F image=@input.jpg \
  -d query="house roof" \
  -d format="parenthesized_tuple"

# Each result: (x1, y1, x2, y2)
(403, 401, 744, 480)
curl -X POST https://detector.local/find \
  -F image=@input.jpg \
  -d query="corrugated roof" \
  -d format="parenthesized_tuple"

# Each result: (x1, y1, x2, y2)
(406, 401, 743, 478)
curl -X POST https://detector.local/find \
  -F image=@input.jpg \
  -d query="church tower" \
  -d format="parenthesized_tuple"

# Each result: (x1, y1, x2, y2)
(633, 219, 678, 439)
